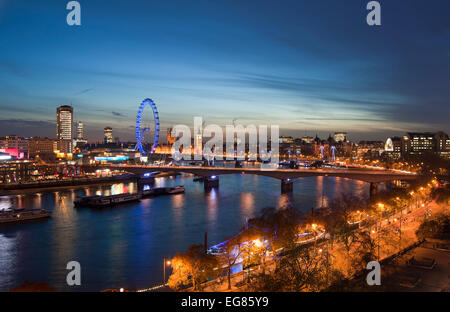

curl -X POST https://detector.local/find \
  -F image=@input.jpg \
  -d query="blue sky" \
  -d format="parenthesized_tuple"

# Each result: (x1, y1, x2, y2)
(0, 0, 449, 142)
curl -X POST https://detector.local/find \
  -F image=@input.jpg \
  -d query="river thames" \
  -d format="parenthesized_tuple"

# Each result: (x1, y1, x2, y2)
(0, 174, 369, 291)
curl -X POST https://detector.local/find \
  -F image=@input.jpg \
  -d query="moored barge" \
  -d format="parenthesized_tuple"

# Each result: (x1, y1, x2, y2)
(74, 193, 141, 208)
(0, 209, 51, 224)
(141, 186, 185, 197)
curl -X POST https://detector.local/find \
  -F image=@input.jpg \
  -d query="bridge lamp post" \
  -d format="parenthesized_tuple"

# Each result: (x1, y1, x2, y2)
(163, 257, 171, 286)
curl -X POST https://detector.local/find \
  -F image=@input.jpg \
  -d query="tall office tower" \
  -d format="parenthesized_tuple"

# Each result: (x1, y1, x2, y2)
(104, 127, 113, 144)
(56, 105, 73, 151)
(76, 121, 84, 140)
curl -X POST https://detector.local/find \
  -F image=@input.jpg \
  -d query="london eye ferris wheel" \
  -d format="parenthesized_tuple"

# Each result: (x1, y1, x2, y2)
(135, 98, 160, 155)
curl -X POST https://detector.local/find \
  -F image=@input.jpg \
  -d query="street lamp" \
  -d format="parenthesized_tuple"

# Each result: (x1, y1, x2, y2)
(253, 239, 263, 248)
(163, 257, 171, 286)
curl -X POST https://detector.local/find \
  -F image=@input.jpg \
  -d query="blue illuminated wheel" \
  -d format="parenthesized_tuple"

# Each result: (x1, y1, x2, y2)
(135, 98, 160, 155)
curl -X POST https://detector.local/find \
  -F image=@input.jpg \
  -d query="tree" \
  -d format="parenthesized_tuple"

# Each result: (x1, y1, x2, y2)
(415, 212, 450, 240)
(432, 186, 450, 205)
(321, 194, 366, 255)
(349, 230, 377, 275)
(251, 206, 302, 258)
(168, 244, 218, 291)
(218, 220, 272, 290)
(241, 240, 262, 283)
(238, 225, 269, 284)
(249, 244, 329, 292)
(219, 235, 243, 290)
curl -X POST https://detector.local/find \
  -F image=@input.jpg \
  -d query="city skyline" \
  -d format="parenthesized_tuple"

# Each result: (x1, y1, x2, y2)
(1, 0, 450, 298)
(1, 0, 450, 142)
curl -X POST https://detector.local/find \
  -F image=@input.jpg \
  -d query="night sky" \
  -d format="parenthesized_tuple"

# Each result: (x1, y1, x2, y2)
(0, 0, 449, 142)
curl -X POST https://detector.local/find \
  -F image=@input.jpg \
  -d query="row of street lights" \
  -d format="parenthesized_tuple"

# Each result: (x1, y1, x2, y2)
(134, 181, 437, 293)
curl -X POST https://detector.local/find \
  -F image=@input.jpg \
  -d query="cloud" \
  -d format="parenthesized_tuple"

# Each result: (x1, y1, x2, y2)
(0, 59, 26, 77)
(112, 111, 126, 117)
(74, 88, 93, 95)
(0, 119, 55, 137)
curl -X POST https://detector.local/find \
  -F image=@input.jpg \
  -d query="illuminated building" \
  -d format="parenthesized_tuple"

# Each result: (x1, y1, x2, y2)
(401, 135, 410, 155)
(28, 138, 71, 158)
(94, 155, 129, 162)
(75, 121, 87, 146)
(0, 136, 28, 158)
(29, 138, 57, 156)
(301, 136, 314, 144)
(399, 131, 450, 157)
(0, 152, 12, 161)
(104, 127, 113, 144)
(384, 137, 402, 159)
(279, 136, 294, 144)
(356, 141, 384, 159)
(407, 132, 435, 154)
(435, 131, 450, 158)
(0, 148, 21, 160)
(333, 132, 348, 143)
(0, 162, 34, 183)
(167, 127, 176, 146)
(76, 121, 84, 140)
(56, 105, 73, 151)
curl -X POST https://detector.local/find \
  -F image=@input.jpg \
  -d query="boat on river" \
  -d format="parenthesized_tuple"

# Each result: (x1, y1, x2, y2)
(165, 186, 185, 194)
(141, 186, 185, 197)
(74, 193, 141, 208)
(0, 209, 51, 224)
(74, 186, 185, 207)
(74, 195, 102, 207)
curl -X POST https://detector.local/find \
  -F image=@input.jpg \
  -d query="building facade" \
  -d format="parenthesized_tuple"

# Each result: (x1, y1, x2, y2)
(0, 136, 29, 159)
(75, 121, 87, 146)
(104, 127, 113, 144)
(28, 138, 71, 158)
(76, 121, 84, 140)
(383, 131, 450, 158)
(333, 132, 348, 143)
(435, 131, 450, 157)
(56, 105, 73, 151)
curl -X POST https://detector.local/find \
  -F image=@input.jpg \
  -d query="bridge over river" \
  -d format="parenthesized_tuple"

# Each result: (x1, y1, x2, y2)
(104, 165, 419, 195)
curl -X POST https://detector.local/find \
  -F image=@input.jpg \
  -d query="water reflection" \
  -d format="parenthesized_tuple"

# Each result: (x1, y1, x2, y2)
(154, 178, 165, 188)
(278, 194, 292, 208)
(0, 197, 12, 211)
(240, 193, 254, 216)
(0, 233, 15, 285)
(206, 188, 218, 222)
(171, 193, 184, 224)
(0, 176, 369, 291)
(316, 176, 324, 208)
